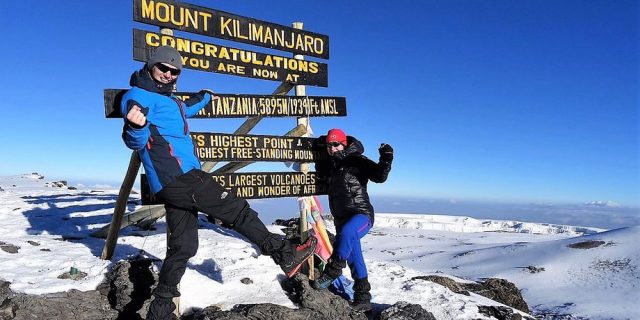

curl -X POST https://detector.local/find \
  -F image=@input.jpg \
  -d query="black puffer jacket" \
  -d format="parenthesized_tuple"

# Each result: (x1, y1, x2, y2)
(316, 136, 393, 227)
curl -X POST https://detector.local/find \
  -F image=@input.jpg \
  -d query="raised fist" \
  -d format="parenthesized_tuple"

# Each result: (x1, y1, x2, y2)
(126, 105, 147, 127)
(378, 143, 393, 161)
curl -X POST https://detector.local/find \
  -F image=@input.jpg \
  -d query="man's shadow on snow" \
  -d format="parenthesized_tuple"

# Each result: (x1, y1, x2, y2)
(20, 192, 150, 259)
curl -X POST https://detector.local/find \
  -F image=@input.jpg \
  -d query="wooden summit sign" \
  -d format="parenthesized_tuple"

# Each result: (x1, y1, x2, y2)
(104, 89, 346, 118)
(133, 0, 329, 59)
(142, 172, 328, 203)
(133, 29, 328, 86)
(191, 132, 329, 162)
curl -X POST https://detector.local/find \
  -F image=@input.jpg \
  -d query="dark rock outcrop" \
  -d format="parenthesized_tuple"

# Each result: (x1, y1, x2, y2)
(0, 242, 19, 254)
(413, 275, 530, 313)
(567, 240, 605, 249)
(467, 278, 530, 313)
(0, 280, 117, 320)
(478, 305, 531, 320)
(0, 258, 535, 320)
(97, 258, 158, 320)
(379, 301, 436, 320)
(281, 273, 367, 320)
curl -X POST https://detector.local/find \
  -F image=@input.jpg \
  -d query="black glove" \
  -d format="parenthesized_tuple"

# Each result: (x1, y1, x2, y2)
(331, 149, 347, 160)
(379, 143, 393, 162)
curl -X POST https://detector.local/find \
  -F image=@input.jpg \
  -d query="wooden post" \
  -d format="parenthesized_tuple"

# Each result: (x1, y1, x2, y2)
(292, 21, 314, 279)
(100, 151, 140, 260)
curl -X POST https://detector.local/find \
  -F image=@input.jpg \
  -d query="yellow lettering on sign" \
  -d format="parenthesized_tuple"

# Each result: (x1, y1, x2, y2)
(252, 68, 278, 80)
(235, 186, 254, 198)
(286, 73, 300, 82)
(140, 0, 212, 31)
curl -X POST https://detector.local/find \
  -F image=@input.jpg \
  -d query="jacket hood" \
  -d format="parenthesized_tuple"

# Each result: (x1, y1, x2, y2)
(129, 65, 175, 95)
(343, 136, 364, 156)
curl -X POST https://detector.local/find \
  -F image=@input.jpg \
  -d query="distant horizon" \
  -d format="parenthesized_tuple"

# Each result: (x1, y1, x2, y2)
(2, 172, 636, 231)
(5, 171, 638, 209)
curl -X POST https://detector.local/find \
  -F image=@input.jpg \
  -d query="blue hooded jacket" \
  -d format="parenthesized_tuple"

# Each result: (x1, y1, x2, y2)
(120, 67, 211, 194)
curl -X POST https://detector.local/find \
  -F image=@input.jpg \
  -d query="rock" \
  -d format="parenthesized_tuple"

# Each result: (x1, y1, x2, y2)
(411, 275, 470, 295)
(97, 258, 157, 320)
(0, 281, 16, 318)
(232, 303, 320, 319)
(413, 275, 530, 314)
(379, 301, 436, 320)
(281, 273, 367, 320)
(0, 242, 19, 254)
(57, 269, 88, 281)
(0, 186, 4, 192)
(11, 289, 118, 320)
(567, 240, 605, 249)
(464, 278, 530, 313)
(182, 306, 235, 320)
(46, 181, 68, 188)
(27, 241, 40, 246)
(521, 266, 545, 273)
(240, 278, 253, 285)
(478, 305, 534, 320)
(68, 186, 78, 190)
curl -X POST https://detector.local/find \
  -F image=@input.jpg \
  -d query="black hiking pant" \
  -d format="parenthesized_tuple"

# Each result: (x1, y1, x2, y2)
(153, 169, 288, 297)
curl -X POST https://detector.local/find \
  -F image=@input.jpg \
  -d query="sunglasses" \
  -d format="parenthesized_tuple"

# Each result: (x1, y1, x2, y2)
(155, 63, 181, 76)
(327, 142, 344, 148)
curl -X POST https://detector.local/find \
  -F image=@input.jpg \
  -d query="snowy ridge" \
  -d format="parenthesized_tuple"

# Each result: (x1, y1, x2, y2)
(373, 213, 604, 235)
(1, 174, 638, 319)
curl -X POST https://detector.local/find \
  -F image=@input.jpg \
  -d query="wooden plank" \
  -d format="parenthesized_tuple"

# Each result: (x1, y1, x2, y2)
(191, 132, 328, 162)
(104, 90, 346, 118)
(211, 123, 309, 173)
(133, 0, 329, 59)
(140, 171, 327, 203)
(90, 204, 165, 239)
(133, 29, 328, 87)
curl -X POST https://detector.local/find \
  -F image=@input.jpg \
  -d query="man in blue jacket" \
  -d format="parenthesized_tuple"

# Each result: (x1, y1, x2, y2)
(121, 46, 317, 320)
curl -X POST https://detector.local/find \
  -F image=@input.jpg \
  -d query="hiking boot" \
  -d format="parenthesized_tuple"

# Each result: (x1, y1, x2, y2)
(311, 258, 345, 290)
(312, 272, 339, 290)
(350, 277, 372, 312)
(147, 296, 178, 320)
(279, 236, 318, 277)
(349, 299, 372, 313)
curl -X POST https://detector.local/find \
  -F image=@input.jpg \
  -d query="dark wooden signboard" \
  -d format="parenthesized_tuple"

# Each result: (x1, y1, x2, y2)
(133, 29, 328, 87)
(133, 0, 329, 59)
(104, 89, 346, 118)
(190, 132, 328, 162)
(142, 172, 328, 204)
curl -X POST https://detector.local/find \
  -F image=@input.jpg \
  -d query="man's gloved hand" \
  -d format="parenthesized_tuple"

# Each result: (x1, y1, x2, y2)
(199, 89, 219, 101)
(379, 143, 393, 162)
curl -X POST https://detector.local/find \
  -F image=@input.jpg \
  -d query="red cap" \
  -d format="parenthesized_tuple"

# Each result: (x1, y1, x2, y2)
(326, 128, 347, 145)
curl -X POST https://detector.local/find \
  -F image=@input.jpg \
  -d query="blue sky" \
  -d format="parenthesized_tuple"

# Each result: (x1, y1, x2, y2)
(0, 0, 638, 207)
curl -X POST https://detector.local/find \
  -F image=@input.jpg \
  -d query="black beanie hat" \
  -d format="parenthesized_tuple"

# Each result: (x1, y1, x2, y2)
(147, 46, 182, 70)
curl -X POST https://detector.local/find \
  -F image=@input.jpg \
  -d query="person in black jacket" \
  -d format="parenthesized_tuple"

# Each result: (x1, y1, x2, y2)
(312, 128, 393, 312)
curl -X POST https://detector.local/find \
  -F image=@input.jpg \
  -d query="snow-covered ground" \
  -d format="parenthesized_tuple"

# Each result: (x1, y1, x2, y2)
(0, 174, 638, 319)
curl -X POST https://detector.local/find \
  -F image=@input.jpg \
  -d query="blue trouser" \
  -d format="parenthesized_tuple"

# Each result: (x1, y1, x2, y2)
(334, 214, 371, 280)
